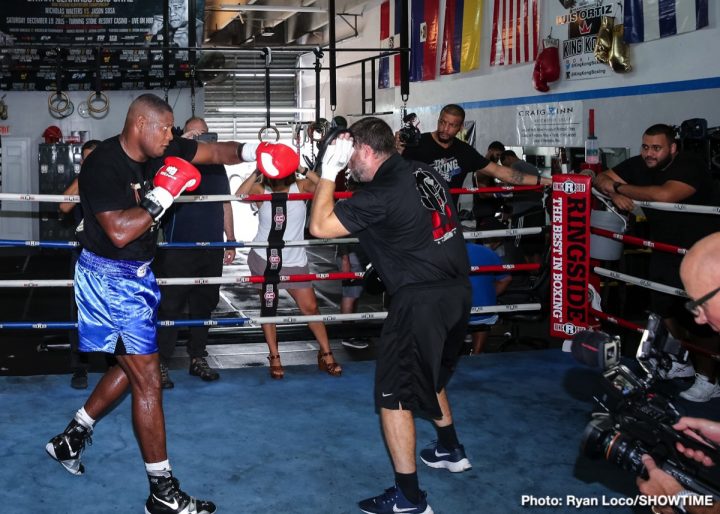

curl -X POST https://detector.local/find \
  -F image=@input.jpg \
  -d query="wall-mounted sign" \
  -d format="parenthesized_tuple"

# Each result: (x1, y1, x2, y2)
(516, 100, 583, 147)
(555, 0, 615, 81)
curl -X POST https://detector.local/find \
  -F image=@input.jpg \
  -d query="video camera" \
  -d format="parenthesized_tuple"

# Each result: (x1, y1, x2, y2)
(571, 314, 720, 498)
(398, 112, 421, 148)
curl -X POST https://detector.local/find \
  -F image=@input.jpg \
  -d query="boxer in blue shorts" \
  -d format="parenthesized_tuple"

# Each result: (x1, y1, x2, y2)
(310, 117, 472, 514)
(45, 93, 297, 514)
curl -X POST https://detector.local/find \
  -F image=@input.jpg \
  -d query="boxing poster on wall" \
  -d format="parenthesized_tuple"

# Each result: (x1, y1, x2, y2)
(516, 100, 583, 147)
(0, 0, 203, 91)
(555, 0, 616, 81)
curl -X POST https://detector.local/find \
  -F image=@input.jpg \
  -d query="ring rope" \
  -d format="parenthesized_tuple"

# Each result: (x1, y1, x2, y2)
(0, 227, 546, 251)
(634, 200, 720, 215)
(0, 303, 542, 331)
(0, 264, 539, 289)
(0, 239, 79, 249)
(593, 189, 720, 215)
(0, 185, 543, 205)
(590, 227, 687, 255)
(593, 266, 688, 298)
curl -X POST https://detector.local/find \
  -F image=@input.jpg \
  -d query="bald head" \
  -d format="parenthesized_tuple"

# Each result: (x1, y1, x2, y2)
(125, 94, 172, 126)
(681, 233, 720, 298)
(121, 94, 175, 162)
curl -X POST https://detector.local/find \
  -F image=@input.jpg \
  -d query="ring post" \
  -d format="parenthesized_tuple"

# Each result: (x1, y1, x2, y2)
(550, 174, 592, 338)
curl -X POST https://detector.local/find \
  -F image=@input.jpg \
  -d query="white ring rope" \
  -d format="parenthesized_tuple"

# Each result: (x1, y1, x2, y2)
(593, 266, 688, 298)
(0, 303, 543, 330)
(592, 190, 720, 215)
(159, 304, 543, 327)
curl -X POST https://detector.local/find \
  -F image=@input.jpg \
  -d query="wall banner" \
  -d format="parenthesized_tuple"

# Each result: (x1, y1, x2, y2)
(516, 100, 583, 147)
(0, 0, 202, 91)
(555, 0, 616, 81)
(550, 174, 592, 339)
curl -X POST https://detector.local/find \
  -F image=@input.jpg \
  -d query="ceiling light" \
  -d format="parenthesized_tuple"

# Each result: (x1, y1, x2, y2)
(215, 5, 326, 13)
(232, 73, 296, 78)
(217, 107, 316, 114)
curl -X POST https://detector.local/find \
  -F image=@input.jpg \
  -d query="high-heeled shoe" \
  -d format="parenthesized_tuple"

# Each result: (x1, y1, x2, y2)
(268, 354, 284, 380)
(318, 351, 342, 377)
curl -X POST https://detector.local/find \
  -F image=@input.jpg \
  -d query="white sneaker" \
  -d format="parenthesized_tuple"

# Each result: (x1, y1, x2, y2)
(657, 360, 695, 380)
(679, 374, 720, 402)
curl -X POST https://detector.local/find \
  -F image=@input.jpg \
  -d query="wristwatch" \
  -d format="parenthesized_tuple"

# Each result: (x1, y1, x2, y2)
(612, 181, 623, 194)
(672, 489, 701, 513)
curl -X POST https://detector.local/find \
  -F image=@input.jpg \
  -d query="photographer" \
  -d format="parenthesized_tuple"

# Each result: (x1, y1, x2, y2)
(637, 233, 720, 513)
(638, 418, 720, 513)
(396, 104, 550, 229)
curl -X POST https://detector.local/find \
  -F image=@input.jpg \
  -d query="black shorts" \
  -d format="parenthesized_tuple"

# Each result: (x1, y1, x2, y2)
(374, 278, 471, 419)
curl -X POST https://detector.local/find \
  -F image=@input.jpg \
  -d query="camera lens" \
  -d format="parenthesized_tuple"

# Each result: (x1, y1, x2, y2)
(580, 415, 645, 475)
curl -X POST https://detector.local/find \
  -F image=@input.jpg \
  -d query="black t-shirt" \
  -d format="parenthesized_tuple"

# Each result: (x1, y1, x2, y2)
(613, 152, 720, 248)
(334, 153, 469, 295)
(163, 163, 229, 243)
(402, 132, 489, 189)
(77, 135, 198, 261)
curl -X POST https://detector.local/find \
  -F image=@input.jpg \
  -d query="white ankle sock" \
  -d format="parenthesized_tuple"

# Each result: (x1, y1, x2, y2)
(74, 407, 95, 430)
(146, 459, 172, 477)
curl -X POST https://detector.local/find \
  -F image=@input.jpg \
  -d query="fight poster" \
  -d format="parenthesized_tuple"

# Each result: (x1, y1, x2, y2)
(555, 0, 616, 81)
(0, 0, 203, 91)
(550, 174, 592, 339)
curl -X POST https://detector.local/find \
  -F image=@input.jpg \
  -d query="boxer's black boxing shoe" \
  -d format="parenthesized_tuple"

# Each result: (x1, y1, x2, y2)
(45, 419, 92, 475)
(145, 474, 217, 514)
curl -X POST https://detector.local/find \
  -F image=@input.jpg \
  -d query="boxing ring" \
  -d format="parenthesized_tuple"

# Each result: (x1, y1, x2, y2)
(5, 179, 720, 514)
(0, 186, 545, 334)
(3, 176, 719, 365)
(549, 173, 720, 361)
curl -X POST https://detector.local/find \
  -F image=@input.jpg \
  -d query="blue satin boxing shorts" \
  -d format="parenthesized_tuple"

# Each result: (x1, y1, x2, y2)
(75, 249, 160, 355)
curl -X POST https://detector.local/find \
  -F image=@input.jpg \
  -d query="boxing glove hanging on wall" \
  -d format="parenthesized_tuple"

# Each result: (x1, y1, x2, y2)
(608, 24, 632, 73)
(594, 16, 614, 64)
(532, 37, 561, 92)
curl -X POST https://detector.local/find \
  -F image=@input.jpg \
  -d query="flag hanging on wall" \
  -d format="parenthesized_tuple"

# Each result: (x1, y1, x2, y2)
(379, 0, 404, 89)
(440, 0, 483, 75)
(624, 0, 708, 43)
(489, 0, 539, 66)
(409, 0, 440, 82)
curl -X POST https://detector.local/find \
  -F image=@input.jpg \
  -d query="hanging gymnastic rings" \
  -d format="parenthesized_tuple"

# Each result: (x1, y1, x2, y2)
(87, 91, 109, 118)
(48, 91, 74, 119)
(258, 125, 280, 143)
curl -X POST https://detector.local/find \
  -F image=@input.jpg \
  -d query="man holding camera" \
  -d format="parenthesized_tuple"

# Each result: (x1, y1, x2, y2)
(396, 104, 550, 228)
(636, 232, 720, 513)
(153, 116, 236, 388)
(594, 123, 720, 402)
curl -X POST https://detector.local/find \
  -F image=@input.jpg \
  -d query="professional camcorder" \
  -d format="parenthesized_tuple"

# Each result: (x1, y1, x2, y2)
(572, 314, 720, 498)
(397, 112, 421, 148)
